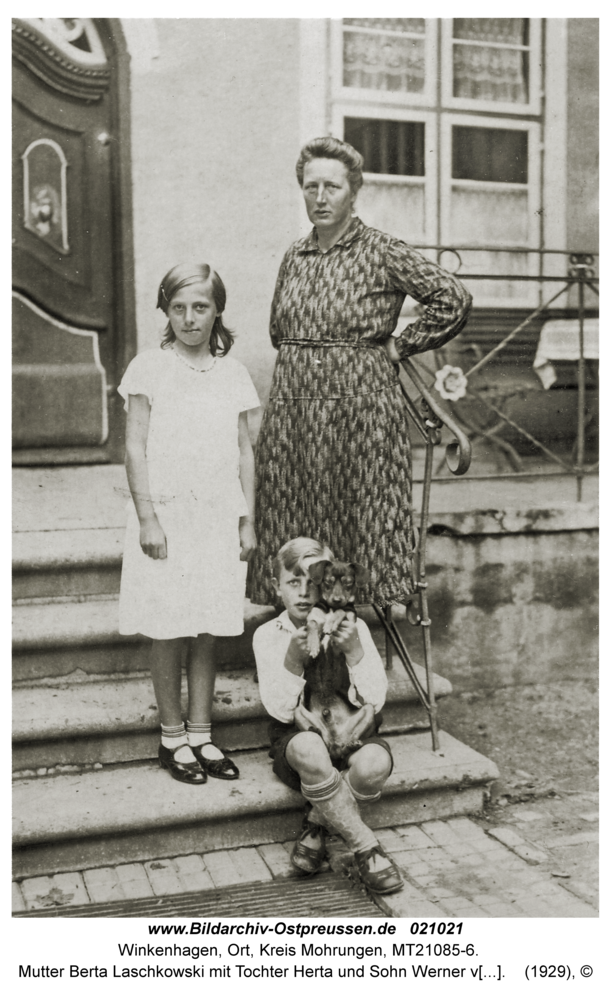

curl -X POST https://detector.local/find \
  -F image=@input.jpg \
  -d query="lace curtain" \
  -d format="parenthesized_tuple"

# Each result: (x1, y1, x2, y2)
(453, 19, 529, 104)
(343, 19, 425, 93)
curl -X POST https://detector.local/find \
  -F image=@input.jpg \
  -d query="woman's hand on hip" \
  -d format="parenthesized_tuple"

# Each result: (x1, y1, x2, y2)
(139, 516, 167, 560)
(239, 517, 257, 561)
(383, 336, 401, 364)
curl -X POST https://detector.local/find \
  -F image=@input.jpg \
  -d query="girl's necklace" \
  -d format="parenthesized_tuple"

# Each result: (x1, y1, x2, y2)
(171, 345, 217, 373)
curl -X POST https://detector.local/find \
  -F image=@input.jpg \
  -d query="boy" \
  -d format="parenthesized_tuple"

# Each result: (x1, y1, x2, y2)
(253, 537, 403, 894)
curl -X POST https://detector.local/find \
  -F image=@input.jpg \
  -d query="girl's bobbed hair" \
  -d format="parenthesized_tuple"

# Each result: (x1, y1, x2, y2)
(295, 136, 364, 194)
(157, 262, 234, 356)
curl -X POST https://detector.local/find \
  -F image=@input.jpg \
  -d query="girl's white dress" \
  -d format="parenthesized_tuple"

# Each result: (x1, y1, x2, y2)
(118, 347, 260, 639)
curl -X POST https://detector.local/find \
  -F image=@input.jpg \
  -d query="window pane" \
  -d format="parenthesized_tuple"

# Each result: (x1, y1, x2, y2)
(452, 126, 528, 184)
(453, 19, 528, 45)
(343, 30, 425, 93)
(453, 19, 529, 104)
(344, 18, 425, 35)
(359, 182, 426, 243)
(345, 118, 425, 176)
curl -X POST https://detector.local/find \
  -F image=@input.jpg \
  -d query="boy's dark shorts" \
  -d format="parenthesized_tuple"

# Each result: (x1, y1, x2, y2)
(268, 718, 394, 793)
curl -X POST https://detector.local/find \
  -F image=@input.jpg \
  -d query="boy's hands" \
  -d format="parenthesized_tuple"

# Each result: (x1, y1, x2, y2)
(139, 516, 167, 560)
(330, 618, 364, 665)
(239, 517, 257, 561)
(284, 627, 310, 674)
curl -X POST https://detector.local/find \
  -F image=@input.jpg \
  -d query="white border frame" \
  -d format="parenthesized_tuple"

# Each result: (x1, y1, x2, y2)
(331, 17, 437, 109)
(441, 17, 542, 117)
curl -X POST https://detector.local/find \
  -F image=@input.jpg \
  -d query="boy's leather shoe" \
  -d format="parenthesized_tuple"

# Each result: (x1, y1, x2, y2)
(158, 743, 207, 784)
(354, 844, 404, 894)
(290, 821, 327, 875)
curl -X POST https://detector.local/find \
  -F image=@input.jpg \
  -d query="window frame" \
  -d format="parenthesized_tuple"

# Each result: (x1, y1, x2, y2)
(440, 113, 542, 307)
(333, 104, 438, 245)
(441, 17, 542, 116)
(331, 17, 438, 109)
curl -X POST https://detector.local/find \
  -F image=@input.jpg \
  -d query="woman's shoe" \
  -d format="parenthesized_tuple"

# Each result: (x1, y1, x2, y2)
(158, 743, 207, 784)
(290, 820, 327, 875)
(191, 743, 240, 780)
(354, 844, 404, 895)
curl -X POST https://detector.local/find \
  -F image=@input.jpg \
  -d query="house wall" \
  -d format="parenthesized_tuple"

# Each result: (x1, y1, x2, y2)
(127, 18, 304, 413)
(566, 18, 599, 251)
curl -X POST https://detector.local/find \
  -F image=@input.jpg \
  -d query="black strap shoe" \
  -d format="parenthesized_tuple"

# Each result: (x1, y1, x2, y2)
(354, 844, 404, 895)
(158, 743, 207, 785)
(290, 820, 327, 876)
(191, 743, 240, 780)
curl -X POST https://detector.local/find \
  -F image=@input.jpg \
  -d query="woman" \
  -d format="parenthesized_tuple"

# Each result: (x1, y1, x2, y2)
(248, 136, 472, 609)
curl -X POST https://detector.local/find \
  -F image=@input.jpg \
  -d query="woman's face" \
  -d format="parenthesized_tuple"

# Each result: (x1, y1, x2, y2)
(301, 158, 355, 234)
(168, 280, 217, 350)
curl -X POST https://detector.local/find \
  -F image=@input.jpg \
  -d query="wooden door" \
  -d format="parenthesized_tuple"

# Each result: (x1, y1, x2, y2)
(12, 18, 127, 463)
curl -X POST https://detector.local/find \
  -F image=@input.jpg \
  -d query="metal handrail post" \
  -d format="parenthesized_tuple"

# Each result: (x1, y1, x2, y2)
(417, 418, 440, 751)
(576, 271, 586, 502)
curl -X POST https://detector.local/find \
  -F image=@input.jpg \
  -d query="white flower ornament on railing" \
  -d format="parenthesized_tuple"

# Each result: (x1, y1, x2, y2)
(434, 364, 468, 401)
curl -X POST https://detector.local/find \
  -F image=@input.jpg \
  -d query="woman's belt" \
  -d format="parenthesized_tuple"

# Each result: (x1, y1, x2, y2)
(279, 339, 379, 348)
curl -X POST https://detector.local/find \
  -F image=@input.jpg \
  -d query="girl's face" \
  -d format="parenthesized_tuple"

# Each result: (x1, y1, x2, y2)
(168, 280, 218, 350)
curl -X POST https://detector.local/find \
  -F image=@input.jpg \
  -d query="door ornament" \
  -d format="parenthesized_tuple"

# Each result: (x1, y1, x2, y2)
(22, 139, 69, 252)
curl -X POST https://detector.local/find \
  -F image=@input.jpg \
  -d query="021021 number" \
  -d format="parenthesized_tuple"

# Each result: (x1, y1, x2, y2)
(409, 922, 463, 935)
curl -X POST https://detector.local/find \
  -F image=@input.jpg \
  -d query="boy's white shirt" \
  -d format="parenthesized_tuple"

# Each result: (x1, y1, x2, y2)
(253, 610, 388, 724)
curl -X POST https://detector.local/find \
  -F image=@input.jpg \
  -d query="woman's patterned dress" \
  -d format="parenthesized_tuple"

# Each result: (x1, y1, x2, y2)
(248, 217, 472, 608)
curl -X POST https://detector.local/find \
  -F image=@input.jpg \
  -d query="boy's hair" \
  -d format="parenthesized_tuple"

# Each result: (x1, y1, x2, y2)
(156, 261, 235, 356)
(272, 537, 333, 581)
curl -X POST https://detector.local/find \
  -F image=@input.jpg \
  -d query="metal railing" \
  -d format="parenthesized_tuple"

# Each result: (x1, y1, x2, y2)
(374, 246, 598, 750)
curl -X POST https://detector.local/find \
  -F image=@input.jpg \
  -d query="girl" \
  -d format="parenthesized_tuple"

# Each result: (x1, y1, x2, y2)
(118, 263, 260, 784)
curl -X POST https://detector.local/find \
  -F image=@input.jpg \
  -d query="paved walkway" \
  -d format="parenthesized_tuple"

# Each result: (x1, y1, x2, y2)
(13, 808, 597, 919)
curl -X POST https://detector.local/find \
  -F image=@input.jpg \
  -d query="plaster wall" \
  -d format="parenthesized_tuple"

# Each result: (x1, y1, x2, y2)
(127, 18, 303, 412)
(566, 19, 599, 250)
(421, 529, 598, 692)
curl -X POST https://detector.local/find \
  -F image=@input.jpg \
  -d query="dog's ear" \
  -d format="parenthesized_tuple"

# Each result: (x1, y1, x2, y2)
(305, 558, 331, 585)
(349, 563, 370, 586)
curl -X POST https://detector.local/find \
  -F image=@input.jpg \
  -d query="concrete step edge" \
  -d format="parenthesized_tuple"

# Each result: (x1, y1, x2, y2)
(13, 662, 452, 744)
(12, 731, 499, 848)
(13, 598, 277, 650)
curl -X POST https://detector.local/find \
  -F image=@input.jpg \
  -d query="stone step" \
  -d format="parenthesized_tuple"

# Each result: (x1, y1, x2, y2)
(12, 730, 499, 880)
(12, 597, 277, 681)
(13, 528, 124, 601)
(13, 659, 452, 771)
(13, 594, 411, 683)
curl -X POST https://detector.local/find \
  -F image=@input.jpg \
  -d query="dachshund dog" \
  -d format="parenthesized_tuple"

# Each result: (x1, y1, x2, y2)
(293, 558, 375, 761)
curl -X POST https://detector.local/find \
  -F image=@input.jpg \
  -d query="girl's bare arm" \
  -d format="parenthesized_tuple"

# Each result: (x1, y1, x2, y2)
(238, 410, 256, 561)
(125, 393, 167, 559)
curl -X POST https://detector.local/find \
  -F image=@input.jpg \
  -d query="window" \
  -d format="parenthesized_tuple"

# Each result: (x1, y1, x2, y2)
(344, 118, 425, 176)
(331, 17, 544, 306)
(442, 19, 541, 115)
(333, 17, 437, 106)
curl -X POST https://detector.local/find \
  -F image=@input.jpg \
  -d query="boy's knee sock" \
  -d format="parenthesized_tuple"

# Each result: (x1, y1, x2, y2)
(343, 768, 382, 803)
(301, 769, 378, 855)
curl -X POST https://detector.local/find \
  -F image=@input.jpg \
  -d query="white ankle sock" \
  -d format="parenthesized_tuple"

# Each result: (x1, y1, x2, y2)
(161, 724, 196, 764)
(187, 721, 224, 760)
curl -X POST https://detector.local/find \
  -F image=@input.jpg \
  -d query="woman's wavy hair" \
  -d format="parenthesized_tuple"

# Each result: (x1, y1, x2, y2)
(157, 262, 234, 356)
(295, 136, 364, 194)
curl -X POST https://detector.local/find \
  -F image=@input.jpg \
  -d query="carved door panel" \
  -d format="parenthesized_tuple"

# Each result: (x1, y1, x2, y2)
(12, 18, 124, 462)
